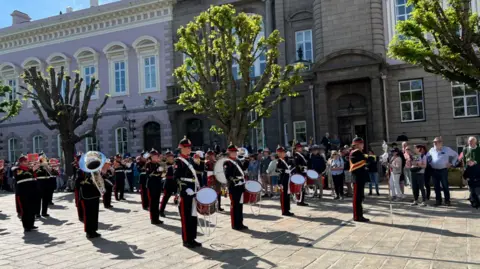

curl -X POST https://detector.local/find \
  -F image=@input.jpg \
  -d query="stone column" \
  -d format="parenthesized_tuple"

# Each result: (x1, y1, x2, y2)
(315, 82, 329, 138)
(264, 0, 273, 36)
(370, 76, 385, 142)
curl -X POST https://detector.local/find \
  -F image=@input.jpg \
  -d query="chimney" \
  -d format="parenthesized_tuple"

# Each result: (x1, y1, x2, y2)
(11, 10, 31, 25)
(66, 6, 73, 13)
(90, 0, 99, 7)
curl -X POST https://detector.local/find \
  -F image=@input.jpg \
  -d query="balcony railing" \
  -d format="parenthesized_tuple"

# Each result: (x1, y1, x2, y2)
(166, 85, 184, 103)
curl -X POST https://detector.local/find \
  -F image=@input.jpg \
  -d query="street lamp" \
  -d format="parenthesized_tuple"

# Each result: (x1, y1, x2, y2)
(122, 104, 137, 139)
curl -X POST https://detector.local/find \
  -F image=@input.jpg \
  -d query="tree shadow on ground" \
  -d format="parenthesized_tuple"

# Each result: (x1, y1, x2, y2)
(106, 207, 131, 214)
(239, 229, 311, 247)
(38, 216, 68, 226)
(90, 237, 145, 260)
(243, 213, 282, 221)
(0, 211, 10, 220)
(22, 231, 66, 247)
(0, 228, 10, 236)
(370, 221, 477, 238)
(53, 193, 75, 203)
(192, 244, 277, 269)
(98, 222, 122, 232)
(294, 215, 355, 227)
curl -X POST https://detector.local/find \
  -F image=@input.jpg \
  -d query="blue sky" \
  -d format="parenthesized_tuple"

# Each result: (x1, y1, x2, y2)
(0, 0, 120, 29)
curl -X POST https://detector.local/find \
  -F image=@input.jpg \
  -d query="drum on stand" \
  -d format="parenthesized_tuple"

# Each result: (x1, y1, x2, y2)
(243, 180, 262, 204)
(306, 170, 319, 185)
(289, 174, 305, 194)
(196, 187, 218, 216)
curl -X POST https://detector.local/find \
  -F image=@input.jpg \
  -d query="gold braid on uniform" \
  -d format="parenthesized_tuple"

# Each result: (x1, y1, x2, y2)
(349, 149, 366, 172)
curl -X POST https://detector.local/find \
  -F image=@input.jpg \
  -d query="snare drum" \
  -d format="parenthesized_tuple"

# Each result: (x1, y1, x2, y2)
(196, 188, 218, 216)
(243, 180, 262, 204)
(306, 169, 319, 185)
(289, 174, 306, 194)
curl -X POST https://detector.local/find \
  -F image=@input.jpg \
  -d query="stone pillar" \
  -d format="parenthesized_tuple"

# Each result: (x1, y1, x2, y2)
(265, 0, 273, 36)
(168, 111, 177, 149)
(370, 76, 385, 142)
(315, 82, 329, 139)
(313, 0, 324, 62)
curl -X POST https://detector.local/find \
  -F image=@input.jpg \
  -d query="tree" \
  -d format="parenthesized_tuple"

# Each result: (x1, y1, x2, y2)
(22, 67, 109, 177)
(174, 4, 304, 145)
(388, 0, 480, 89)
(0, 83, 22, 123)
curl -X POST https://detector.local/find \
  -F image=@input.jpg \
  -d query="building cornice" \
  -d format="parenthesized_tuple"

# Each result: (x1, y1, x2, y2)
(0, 0, 175, 56)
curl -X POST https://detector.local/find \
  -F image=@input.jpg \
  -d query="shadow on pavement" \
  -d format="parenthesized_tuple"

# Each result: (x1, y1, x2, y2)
(243, 213, 282, 221)
(369, 221, 477, 238)
(90, 237, 145, 260)
(98, 222, 122, 232)
(106, 207, 131, 213)
(49, 204, 68, 210)
(0, 228, 10, 236)
(192, 245, 277, 268)
(22, 231, 66, 247)
(294, 215, 355, 227)
(38, 216, 68, 226)
(240, 229, 311, 247)
(53, 193, 75, 203)
(0, 211, 10, 220)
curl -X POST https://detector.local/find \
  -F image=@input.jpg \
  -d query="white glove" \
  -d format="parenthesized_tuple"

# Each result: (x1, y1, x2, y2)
(158, 166, 164, 172)
(302, 167, 307, 173)
(235, 181, 245, 186)
(186, 188, 195, 196)
(286, 169, 292, 175)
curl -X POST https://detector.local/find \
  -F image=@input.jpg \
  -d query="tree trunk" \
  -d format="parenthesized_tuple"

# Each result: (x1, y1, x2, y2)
(62, 140, 75, 178)
(227, 128, 247, 147)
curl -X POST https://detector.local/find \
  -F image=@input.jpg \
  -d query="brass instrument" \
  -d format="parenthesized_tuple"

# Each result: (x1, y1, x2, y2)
(79, 151, 107, 194)
(237, 148, 249, 161)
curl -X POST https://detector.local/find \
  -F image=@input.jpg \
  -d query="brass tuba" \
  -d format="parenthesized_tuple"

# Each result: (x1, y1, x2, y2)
(237, 147, 249, 161)
(79, 151, 107, 195)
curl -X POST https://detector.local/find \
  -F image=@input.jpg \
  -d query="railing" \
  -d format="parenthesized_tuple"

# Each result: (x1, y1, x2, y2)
(166, 85, 184, 102)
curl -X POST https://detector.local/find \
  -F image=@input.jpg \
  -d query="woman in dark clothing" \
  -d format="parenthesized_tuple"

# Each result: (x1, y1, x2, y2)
(367, 150, 379, 196)
(411, 145, 427, 206)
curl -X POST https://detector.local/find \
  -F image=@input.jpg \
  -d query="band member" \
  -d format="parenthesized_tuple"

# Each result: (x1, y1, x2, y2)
(102, 159, 114, 209)
(34, 155, 52, 217)
(124, 155, 134, 193)
(349, 137, 370, 222)
(146, 149, 165, 225)
(175, 137, 202, 248)
(205, 150, 223, 211)
(73, 153, 84, 221)
(276, 145, 294, 216)
(79, 169, 101, 239)
(159, 150, 178, 217)
(224, 143, 249, 230)
(137, 153, 149, 210)
(294, 142, 309, 206)
(193, 152, 205, 187)
(14, 155, 39, 232)
(114, 154, 126, 201)
(49, 163, 59, 205)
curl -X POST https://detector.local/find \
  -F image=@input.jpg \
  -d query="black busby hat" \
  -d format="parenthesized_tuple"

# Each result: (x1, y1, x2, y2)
(227, 142, 238, 152)
(352, 136, 364, 145)
(165, 150, 174, 157)
(178, 136, 192, 148)
(149, 148, 159, 156)
(276, 145, 286, 153)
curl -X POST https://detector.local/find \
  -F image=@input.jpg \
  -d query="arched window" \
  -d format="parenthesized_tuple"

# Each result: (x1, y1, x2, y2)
(22, 57, 43, 107)
(85, 135, 98, 151)
(74, 47, 99, 100)
(33, 135, 44, 153)
(115, 127, 128, 155)
(8, 138, 19, 162)
(0, 63, 19, 102)
(103, 42, 129, 96)
(46, 53, 71, 98)
(133, 36, 160, 93)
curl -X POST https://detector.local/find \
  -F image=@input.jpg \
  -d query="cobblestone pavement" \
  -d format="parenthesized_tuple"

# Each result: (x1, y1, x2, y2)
(0, 185, 479, 269)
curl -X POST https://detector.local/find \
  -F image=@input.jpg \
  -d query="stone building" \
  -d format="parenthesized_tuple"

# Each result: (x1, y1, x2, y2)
(168, 0, 480, 152)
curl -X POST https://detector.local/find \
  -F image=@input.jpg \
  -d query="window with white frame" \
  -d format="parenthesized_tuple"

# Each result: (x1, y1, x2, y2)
(452, 82, 479, 118)
(115, 127, 128, 155)
(133, 36, 160, 93)
(46, 53, 70, 99)
(8, 138, 19, 162)
(385, 0, 415, 45)
(74, 47, 99, 100)
(293, 121, 307, 143)
(86, 136, 98, 151)
(7, 79, 17, 101)
(295, 29, 313, 63)
(456, 135, 480, 153)
(0, 63, 19, 102)
(103, 42, 129, 96)
(33, 135, 44, 153)
(22, 57, 43, 107)
(399, 79, 425, 122)
(395, 0, 414, 22)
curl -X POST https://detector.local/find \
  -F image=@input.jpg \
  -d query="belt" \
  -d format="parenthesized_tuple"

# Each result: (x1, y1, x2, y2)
(140, 172, 146, 175)
(115, 170, 124, 172)
(181, 178, 195, 182)
(37, 176, 50, 179)
(433, 168, 448, 171)
(231, 177, 243, 182)
(17, 178, 35, 184)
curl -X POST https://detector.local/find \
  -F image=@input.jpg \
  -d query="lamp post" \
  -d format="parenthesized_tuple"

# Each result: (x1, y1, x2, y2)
(122, 104, 136, 139)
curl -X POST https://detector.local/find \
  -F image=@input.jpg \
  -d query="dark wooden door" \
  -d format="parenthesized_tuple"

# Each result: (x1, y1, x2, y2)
(143, 122, 161, 151)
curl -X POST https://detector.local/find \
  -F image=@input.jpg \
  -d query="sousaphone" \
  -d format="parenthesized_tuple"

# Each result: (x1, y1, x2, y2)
(79, 151, 107, 195)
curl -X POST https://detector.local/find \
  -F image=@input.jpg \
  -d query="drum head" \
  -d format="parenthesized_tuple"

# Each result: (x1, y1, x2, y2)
(213, 158, 228, 184)
(307, 170, 319, 179)
(196, 188, 217, 205)
(291, 174, 306, 185)
(245, 180, 262, 193)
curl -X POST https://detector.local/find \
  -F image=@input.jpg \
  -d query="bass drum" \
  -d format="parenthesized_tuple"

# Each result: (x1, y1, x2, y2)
(213, 158, 229, 184)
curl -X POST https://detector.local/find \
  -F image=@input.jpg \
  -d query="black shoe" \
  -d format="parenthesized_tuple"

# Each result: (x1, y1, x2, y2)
(434, 201, 442, 206)
(41, 214, 50, 217)
(183, 241, 196, 248)
(121, 198, 126, 201)
(24, 228, 32, 232)
(241, 225, 249, 230)
(282, 212, 294, 216)
(355, 218, 370, 222)
(159, 212, 166, 218)
(35, 214, 41, 218)
(368, 192, 372, 196)
(297, 202, 309, 206)
(233, 227, 242, 231)
(376, 193, 380, 196)
(151, 220, 163, 225)
(142, 207, 149, 211)
(86, 232, 101, 239)
(218, 207, 224, 212)
(445, 201, 451, 206)
(192, 240, 202, 247)
(334, 196, 340, 200)
(49, 202, 55, 206)
(261, 194, 269, 198)
(31, 226, 38, 230)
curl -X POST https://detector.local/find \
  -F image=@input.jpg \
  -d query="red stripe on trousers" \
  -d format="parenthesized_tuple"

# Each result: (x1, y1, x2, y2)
(229, 194, 234, 229)
(280, 189, 284, 213)
(16, 196, 23, 217)
(139, 184, 144, 205)
(160, 188, 168, 209)
(180, 198, 187, 242)
(81, 200, 87, 232)
(148, 190, 152, 220)
(353, 183, 358, 220)
(74, 189, 79, 207)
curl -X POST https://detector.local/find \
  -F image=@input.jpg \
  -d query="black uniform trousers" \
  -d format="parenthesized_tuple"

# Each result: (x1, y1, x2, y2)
(126, 173, 134, 192)
(147, 177, 163, 221)
(114, 177, 125, 200)
(36, 179, 50, 216)
(139, 174, 149, 209)
(81, 198, 99, 234)
(280, 178, 291, 214)
(178, 194, 197, 243)
(48, 176, 56, 204)
(353, 179, 366, 221)
(229, 185, 244, 229)
(17, 185, 37, 229)
(75, 187, 84, 221)
(103, 183, 113, 208)
(160, 179, 177, 213)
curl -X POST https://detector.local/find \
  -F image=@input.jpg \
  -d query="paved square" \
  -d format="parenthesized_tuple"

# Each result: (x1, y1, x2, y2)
(0, 185, 479, 269)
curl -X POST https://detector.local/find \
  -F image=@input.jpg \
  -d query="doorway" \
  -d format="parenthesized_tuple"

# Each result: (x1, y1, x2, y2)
(143, 122, 161, 151)
(338, 116, 368, 147)
(186, 118, 204, 148)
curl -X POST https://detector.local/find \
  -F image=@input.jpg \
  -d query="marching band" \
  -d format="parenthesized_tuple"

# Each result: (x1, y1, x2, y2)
(3, 135, 373, 246)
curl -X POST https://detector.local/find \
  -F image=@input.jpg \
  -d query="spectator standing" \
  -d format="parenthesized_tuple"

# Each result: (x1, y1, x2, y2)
(328, 151, 344, 200)
(259, 148, 272, 198)
(367, 150, 380, 196)
(266, 154, 279, 195)
(389, 148, 404, 200)
(330, 134, 341, 150)
(427, 137, 458, 206)
(248, 154, 260, 181)
(462, 136, 480, 165)
(411, 145, 427, 206)
(308, 145, 326, 198)
(342, 147, 353, 197)
(402, 142, 413, 186)
(321, 132, 331, 152)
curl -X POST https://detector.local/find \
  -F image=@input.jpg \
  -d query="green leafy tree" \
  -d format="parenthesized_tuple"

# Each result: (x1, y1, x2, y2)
(174, 4, 304, 145)
(0, 83, 22, 123)
(389, 0, 480, 88)
(22, 67, 109, 177)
